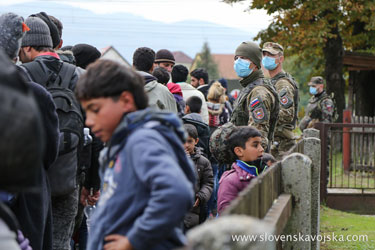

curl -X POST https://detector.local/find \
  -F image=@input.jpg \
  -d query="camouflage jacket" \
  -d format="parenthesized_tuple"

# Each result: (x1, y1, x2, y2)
(271, 71, 299, 140)
(299, 91, 334, 131)
(230, 70, 279, 151)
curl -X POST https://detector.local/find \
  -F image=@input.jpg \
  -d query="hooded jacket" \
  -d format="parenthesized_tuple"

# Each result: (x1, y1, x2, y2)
(184, 148, 213, 229)
(138, 71, 178, 113)
(217, 160, 266, 214)
(88, 108, 195, 250)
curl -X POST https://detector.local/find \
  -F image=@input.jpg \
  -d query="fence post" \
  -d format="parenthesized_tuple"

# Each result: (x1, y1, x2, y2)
(301, 129, 321, 250)
(185, 215, 276, 250)
(281, 153, 312, 250)
(343, 110, 352, 173)
(314, 122, 328, 202)
(303, 128, 320, 139)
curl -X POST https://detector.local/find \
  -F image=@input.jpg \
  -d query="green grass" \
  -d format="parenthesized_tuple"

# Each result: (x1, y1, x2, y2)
(320, 205, 375, 250)
(329, 152, 375, 189)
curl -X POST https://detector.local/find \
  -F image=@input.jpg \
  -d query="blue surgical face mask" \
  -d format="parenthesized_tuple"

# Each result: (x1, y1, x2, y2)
(234, 58, 253, 78)
(262, 56, 278, 70)
(309, 86, 318, 95)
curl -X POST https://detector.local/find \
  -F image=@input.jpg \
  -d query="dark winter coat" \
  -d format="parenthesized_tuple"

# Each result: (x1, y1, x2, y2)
(184, 148, 213, 229)
(11, 66, 60, 250)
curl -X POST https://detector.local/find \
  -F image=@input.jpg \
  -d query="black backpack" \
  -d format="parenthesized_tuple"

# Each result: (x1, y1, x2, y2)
(22, 61, 84, 196)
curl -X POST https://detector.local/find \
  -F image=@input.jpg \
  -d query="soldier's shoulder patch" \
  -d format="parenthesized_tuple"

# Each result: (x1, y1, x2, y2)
(279, 88, 293, 108)
(323, 102, 334, 112)
(253, 107, 265, 120)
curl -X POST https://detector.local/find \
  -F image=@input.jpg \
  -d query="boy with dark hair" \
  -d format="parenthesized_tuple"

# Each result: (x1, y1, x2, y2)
(132, 47, 177, 113)
(183, 124, 213, 231)
(185, 96, 202, 115)
(75, 59, 195, 250)
(182, 96, 210, 158)
(172, 64, 209, 124)
(217, 126, 265, 214)
(152, 66, 170, 85)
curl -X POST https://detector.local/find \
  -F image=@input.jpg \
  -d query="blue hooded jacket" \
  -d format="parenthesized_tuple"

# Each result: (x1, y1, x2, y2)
(87, 108, 195, 250)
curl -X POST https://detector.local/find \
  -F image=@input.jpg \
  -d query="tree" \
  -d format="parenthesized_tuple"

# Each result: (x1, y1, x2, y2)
(194, 42, 219, 82)
(224, 0, 375, 120)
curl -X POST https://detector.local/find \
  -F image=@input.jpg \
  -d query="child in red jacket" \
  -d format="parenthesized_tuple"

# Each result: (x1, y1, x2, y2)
(217, 126, 266, 214)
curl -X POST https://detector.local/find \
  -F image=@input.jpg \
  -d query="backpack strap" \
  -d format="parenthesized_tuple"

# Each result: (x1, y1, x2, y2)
(21, 61, 50, 87)
(53, 62, 76, 89)
(0, 202, 20, 235)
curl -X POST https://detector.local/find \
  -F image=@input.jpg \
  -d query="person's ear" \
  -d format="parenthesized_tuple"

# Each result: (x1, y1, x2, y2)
(250, 62, 257, 71)
(195, 138, 199, 145)
(119, 91, 136, 112)
(185, 105, 190, 114)
(279, 55, 284, 63)
(233, 146, 243, 157)
(199, 78, 204, 86)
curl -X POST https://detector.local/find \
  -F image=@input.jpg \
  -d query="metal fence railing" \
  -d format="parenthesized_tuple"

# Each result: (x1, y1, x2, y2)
(315, 121, 375, 200)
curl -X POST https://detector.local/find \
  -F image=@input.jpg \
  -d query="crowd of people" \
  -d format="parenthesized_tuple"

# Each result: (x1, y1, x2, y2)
(0, 10, 335, 250)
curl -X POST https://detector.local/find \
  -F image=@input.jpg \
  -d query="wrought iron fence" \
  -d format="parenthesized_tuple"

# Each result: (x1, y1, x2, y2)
(315, 120, 375, 200)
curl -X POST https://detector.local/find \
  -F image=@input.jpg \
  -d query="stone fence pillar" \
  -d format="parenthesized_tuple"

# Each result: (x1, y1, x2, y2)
(281, 153, 312, 250)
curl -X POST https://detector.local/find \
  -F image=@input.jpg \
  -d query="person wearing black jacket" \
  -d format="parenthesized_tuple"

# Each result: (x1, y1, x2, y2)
(0, 12, 60, 250)
(19, 15, 81, 250)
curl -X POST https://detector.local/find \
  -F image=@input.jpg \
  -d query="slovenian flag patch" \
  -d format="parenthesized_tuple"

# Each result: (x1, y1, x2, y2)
(250, 98, 260, 107)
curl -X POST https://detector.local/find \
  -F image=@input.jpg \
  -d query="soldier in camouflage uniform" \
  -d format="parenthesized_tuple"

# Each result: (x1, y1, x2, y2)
(262, 42, 299, 159)
(299, 76, 335, 131)
(230, 41, 280, 152)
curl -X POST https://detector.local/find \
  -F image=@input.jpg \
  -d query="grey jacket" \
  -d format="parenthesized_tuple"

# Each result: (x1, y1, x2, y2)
(139, 71, 178, 113)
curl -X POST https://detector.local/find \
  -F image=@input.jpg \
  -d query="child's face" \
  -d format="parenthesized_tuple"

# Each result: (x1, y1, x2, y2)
(184, 136, 198, 155)
(81, 95, 133, 142)
(235, 136, 264, 162)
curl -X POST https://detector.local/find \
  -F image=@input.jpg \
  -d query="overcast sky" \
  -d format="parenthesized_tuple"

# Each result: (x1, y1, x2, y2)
(0, 0, 272, 33)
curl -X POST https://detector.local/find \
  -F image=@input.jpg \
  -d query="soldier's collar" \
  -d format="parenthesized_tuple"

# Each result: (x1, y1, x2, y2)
(240, 70, 264, 87)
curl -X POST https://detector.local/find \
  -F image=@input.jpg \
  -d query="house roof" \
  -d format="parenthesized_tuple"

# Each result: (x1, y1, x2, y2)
(172, 51, 193, 64)
(211, 54, 239, 80)
(343, 51, 375, 71)
(100, 45, 131, 66)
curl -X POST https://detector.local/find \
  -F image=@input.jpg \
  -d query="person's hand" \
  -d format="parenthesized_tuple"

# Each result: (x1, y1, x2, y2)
(80, 187, 89, 206)
(81, 187, 100, 206)
(87, 189, 100, 205)
(104, 235, 133, 250)
(17, 230, 32, 250)
(193, 198, 200, 207)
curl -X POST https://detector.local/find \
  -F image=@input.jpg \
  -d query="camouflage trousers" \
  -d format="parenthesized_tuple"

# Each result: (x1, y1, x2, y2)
(271, 136, 296, 161)
(51, 186, 79, 250)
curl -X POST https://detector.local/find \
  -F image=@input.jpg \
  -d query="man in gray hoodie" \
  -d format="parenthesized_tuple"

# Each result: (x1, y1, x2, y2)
(133, 47, 177, 113)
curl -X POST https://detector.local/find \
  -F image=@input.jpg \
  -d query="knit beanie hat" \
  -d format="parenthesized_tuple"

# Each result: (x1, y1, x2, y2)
(155, 49, 175, 64)
(0, 12, 29, 59)
(235, 41, 262, 69)
(22, 16, 53, 48)
(72, 43, 101, 69)
(218, 78, 228, 89)
(30, 12, 61, 48)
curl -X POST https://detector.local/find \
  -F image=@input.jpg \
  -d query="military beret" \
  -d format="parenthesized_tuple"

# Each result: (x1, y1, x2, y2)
(308, 76, 325, 86)
(262, 42, 284, 55)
